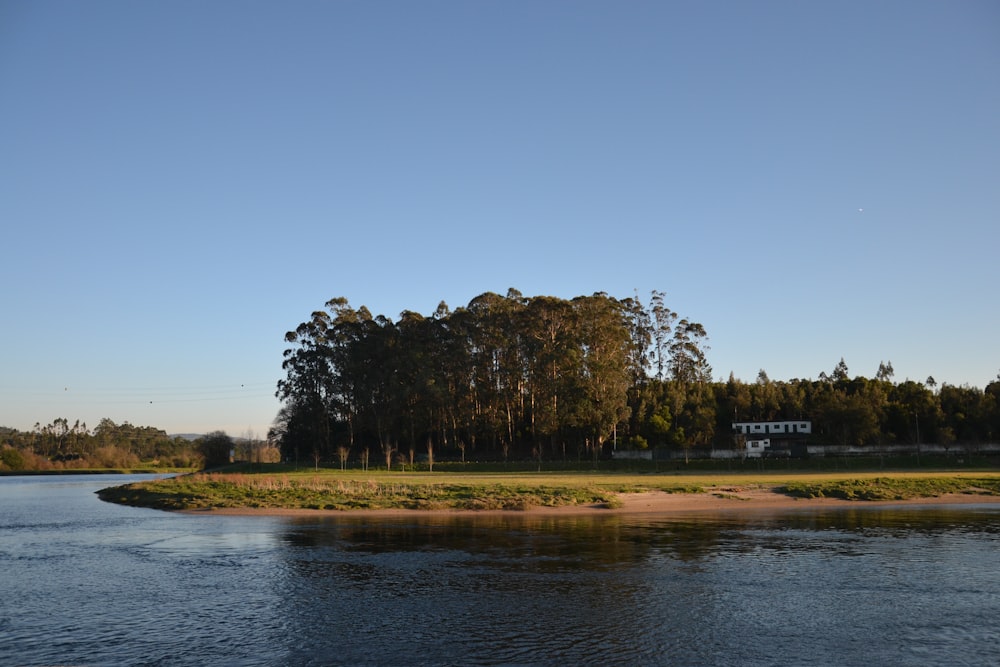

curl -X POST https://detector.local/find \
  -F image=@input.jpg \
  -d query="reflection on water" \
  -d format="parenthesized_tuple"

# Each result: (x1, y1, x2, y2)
(2, 476, 1000, 666)
(274, 507, 1000, 666)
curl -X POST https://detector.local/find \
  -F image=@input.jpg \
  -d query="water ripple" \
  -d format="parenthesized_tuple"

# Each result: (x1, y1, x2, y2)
(4, 478, 1000, 666)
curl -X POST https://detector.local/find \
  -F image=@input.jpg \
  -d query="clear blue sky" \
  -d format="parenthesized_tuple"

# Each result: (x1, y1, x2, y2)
(2, 0, 997, 437)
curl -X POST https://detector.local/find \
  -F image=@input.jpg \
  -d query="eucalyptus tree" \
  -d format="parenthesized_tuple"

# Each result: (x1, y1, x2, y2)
(723, 372, 752, 422)
(623, 292, 653, 378)
(464, 291, 527, 456)
(524, 296, 586, 453)
(648, 290, 677, 380)
(273, 288, 722, 462)
(778, 379, 807, 421)
(571, 293, 633, 458)
(522, 295, 581, 456)
(276, 298, 378, 462)
(277, 308, 337, 461)
(668, 319, 712, 384)
(429, 301, 475, 458)
(831, 358, 850, 384)
(394, 305, 471, 462)
(621, 293, 654, 444)
(358, 314, 405, 461)
(883, 380, 936, 446)
(395, 309, 435, 459)
(814, 385, 880, 447)
(750, 370, 781, 420)
(321, 298, 374, 453)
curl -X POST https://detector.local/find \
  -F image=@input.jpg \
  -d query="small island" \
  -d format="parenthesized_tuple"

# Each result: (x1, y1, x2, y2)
(97, 467, 1000, 516)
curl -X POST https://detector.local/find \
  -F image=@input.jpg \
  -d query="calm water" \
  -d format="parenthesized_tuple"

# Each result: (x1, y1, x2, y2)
(2, 475, 1000, 666)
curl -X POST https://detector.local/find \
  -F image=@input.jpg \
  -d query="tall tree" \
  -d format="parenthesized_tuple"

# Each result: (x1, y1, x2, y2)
(648, 290, 676, 381)
(668, 319, 712, 384)
(571, 294, 633, 457)
(522, 296, 580, 456)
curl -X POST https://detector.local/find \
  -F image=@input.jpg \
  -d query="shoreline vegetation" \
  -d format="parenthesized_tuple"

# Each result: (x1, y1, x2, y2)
(95, 468, 1000, 516)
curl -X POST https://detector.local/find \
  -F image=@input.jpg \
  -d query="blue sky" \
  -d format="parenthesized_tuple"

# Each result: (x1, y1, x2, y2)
(2, 0, 998, 437)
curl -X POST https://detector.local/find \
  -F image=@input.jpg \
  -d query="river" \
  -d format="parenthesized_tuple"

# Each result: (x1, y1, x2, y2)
(2, 474, 999, 666)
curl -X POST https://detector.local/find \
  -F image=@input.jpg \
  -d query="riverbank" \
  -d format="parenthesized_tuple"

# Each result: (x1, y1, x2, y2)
(183, 485, 1000, 518)
(93, 469, 1000, 517)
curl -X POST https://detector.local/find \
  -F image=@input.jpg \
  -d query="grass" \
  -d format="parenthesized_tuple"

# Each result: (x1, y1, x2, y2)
(777, 476, 1000, 501)
(95, 467, 1000, 512)
(98, 472, 626, 511)
(96, 470, 712, 511)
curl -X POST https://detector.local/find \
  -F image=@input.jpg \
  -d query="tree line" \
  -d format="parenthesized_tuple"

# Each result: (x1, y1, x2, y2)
(1, 418, 197, 470)
(0, 419, 279, 471)
(273, 290, 1000, 466)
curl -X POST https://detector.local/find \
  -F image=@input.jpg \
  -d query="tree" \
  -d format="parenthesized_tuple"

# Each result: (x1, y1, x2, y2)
(939, 384, 989, 444)
(198, 431, 234, 469)
(876, 361, 894, 382)
(668, 319, 712, 384)
(273, 289, 709, 464)
(815, 389, 879, 447)
(723, 373, 751, 419)
(522, 296, 580, 455)
(886, 381, 938, 446)
(751, 371, 780, 420)
(831, 358, 850, 383)
(0, 446, 27, 470)
(571, 294, 634, 460)
(648, 290, 676, 381)
(276, 309, 337, 461)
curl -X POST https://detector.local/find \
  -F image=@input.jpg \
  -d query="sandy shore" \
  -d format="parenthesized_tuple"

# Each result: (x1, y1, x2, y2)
(185, 487, 1000, 518)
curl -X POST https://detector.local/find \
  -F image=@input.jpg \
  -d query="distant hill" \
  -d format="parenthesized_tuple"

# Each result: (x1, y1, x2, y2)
(170, 433, 258, 444)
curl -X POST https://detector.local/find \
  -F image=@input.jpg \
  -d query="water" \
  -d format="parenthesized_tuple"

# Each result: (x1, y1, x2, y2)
(2, 475, 1000, 666)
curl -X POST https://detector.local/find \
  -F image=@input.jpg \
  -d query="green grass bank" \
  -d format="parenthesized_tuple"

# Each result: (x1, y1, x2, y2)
(96, 466, 1000, 512)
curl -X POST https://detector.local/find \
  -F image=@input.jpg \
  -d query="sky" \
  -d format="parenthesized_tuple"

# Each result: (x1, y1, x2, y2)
(2, 0, 998, 437)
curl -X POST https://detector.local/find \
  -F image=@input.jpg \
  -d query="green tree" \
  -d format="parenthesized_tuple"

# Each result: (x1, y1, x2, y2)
(648, 290, 676, 381)
(571, 294, 633, 459)
(831, 358, 850, 383)
(273, 289, 712, 464)
(523, 295, 580, 457)
(668, 319, 712, 384)
(0, 446, 27, 470)
(198, 431, 234, 468)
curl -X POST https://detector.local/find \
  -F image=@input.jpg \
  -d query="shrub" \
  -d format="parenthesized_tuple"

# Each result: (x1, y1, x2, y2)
(0, 446, 27, 470)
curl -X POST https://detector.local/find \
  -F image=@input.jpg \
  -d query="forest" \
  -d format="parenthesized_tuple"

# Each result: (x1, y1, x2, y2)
(272, 289, 1000, 466)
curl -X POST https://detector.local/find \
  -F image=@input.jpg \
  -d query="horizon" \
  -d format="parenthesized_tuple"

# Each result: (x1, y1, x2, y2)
(4, 336, 994, 438)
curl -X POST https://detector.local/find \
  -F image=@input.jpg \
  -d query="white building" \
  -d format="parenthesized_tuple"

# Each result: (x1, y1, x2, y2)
(732, 421, 811, 436)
